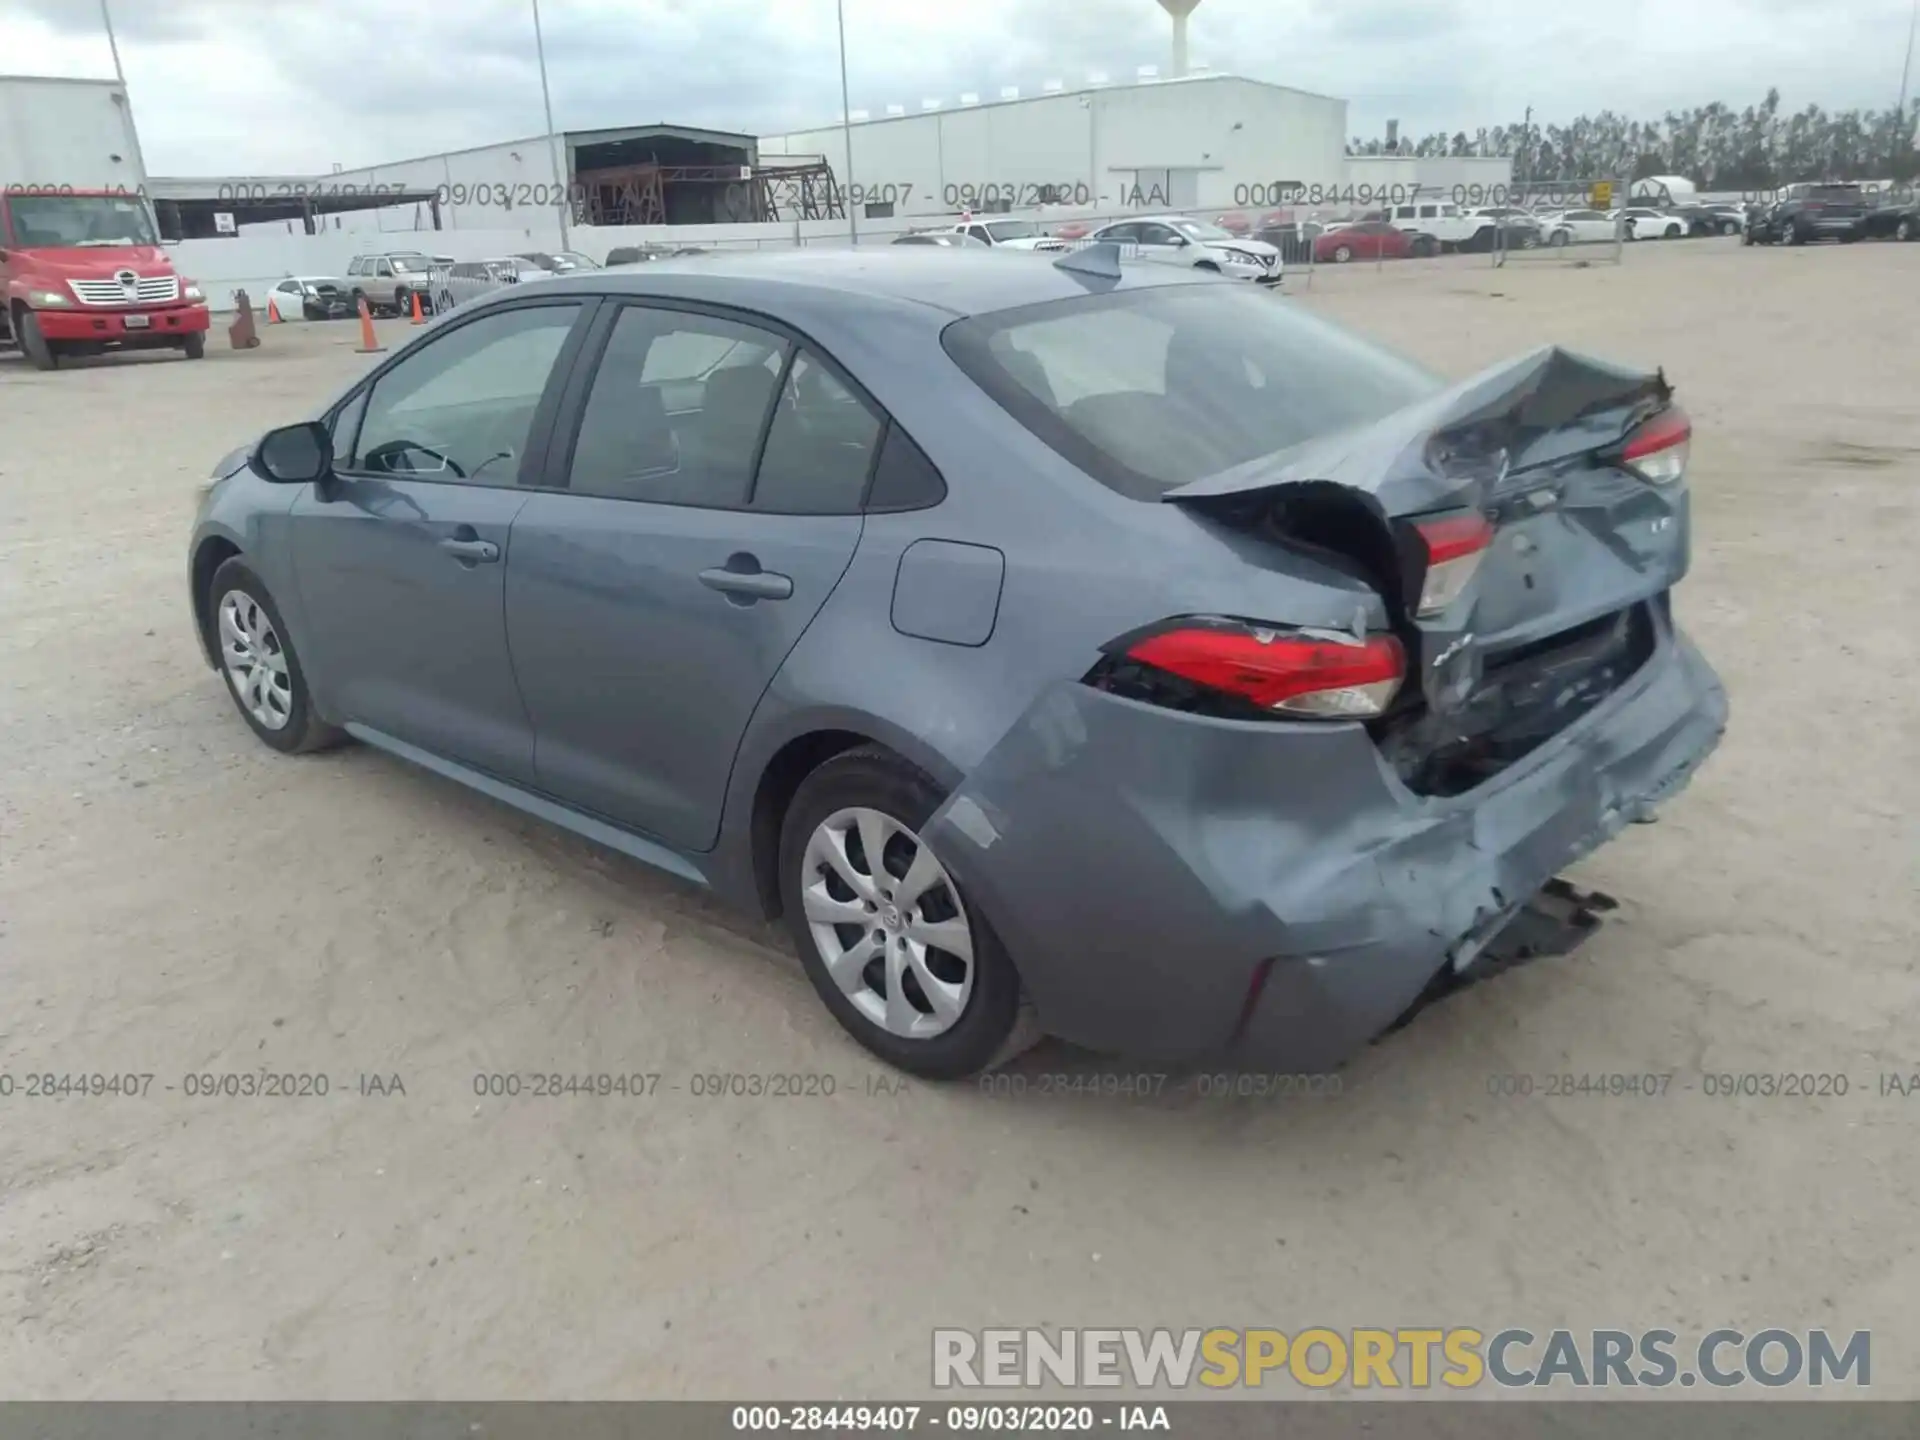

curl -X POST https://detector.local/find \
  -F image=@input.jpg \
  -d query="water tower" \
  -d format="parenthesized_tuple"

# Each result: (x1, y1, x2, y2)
(1157, 0, 1201, 79)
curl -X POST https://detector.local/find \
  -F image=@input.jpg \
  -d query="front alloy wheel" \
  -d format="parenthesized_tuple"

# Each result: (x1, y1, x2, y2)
(801, 807, 974, 1040)
(205, 556, 342, 754)
(219, 589, 294, 731)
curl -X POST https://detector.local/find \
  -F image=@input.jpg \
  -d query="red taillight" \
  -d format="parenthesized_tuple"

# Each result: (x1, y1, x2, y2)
(1412, 511, 1494, 617)
(1124, 622, 1406, 718)
(1620, 405, 1691, 485)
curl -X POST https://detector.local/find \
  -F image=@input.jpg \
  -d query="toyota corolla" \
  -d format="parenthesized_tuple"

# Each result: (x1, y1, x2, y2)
(188, 247, 1727, 1078)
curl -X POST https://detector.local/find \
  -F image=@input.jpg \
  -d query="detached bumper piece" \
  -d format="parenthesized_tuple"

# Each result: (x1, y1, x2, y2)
(1384, 878, 1621, 1036)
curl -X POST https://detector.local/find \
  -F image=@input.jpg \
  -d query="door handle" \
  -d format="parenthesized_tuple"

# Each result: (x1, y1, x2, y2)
(439, 536, 500, 564)
(699, 558, 793, 602)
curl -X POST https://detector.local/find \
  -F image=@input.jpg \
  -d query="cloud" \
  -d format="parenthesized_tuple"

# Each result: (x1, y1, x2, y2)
(2, 0, 1913, 174)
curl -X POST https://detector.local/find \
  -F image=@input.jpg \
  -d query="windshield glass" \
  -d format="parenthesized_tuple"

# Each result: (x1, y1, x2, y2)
(943, 284, 1439, 500)
(7, 193, 159, 247)
(984, 221, 1040, 241)
(1171, 218, 1233, 240)
(552, 251, 598, 269)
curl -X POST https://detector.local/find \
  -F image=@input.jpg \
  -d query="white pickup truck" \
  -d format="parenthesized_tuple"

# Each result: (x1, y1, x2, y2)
(945, 218, 1069, 252)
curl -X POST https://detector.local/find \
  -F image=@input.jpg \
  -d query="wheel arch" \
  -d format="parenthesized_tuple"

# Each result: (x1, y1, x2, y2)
(190, 533, 245, 668)
(730, 712, 968, 922)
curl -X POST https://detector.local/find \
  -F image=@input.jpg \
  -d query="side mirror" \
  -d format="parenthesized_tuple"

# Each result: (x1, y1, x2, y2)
(1173, 235, 1191, 246)
(252, 421, 333, 484)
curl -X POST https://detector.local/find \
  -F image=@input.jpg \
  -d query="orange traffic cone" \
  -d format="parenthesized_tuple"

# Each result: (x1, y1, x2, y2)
(265, 296, 282, 324)
(410, 291, 426, 325)
(354, 297, 386, 354)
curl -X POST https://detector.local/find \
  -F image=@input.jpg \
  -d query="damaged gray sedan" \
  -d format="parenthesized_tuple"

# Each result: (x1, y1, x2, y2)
(187, 246, 1727, 1079)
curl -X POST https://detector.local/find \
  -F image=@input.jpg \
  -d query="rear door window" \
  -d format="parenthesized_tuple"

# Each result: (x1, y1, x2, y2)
(564, 305, 788, 507)
(751, 353, 883, 514)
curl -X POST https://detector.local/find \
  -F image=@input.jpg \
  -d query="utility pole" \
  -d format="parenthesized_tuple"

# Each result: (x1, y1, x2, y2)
(836, 0, 859, 244)
(530, 0, 571, 252)
(100, 0, 125, 81)
(99, 0, 152, 206)
(1897, 0, 1918, 176)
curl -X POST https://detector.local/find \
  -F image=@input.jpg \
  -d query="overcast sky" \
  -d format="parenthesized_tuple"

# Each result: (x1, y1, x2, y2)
(5, 0, 1916, 174)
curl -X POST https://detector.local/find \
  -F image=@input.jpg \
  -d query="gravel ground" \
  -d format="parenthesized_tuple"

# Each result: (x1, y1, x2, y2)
(0, 238, 1914, 1399)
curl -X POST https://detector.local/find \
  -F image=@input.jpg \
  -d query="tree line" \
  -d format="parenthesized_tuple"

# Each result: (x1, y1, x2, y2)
(1348, 91, 1920, 188)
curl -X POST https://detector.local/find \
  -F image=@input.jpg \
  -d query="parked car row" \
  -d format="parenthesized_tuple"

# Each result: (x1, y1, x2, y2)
(1744, 185, 1920, 245)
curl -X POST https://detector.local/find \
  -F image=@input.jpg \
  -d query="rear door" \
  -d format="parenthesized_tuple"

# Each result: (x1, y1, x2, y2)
(504, 301, 880, 851)
(289, 297, 592, 781)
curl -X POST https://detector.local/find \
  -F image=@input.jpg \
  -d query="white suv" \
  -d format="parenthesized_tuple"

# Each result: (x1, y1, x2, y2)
(1382, 200, 1485, 250)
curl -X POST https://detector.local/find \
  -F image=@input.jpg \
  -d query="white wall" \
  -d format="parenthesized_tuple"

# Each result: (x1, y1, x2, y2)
(762, 77, 1346, 221)
(0, 75, 148, 191)
(324, 137, 572, 234)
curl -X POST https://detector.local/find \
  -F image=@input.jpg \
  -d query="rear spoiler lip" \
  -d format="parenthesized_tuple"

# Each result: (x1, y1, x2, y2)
(1160, 345, 1674, 518)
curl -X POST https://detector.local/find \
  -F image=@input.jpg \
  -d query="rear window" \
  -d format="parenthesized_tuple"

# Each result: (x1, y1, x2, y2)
(941, 283, 1438, 500)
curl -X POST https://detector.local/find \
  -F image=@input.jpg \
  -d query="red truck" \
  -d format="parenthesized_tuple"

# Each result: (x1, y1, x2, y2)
(1, 186, 212, 370)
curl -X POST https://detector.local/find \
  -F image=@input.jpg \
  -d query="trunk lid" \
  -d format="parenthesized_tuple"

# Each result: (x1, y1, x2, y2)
(1163, 346, 1689, 788)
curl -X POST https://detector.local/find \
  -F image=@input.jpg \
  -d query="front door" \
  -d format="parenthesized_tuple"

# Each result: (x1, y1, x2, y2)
(506, 302, 880, 851)
(289, 298, 590, 781)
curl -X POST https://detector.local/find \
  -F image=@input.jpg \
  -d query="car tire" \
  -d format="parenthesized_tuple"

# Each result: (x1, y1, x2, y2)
(1721, 220, 1738, 235)
(1900, 218, 1918, 242)
(1332, 244, 1353, 263)
(779, 746, 1034, 1080)
(181, 331, 206, 360)
(393, 286, 411, 318)
(1520, 231, 1539, 249)
(205, 557, 344, 756)
(16, 307, 59, 370)
(351, 288, 369, 315)
(1548, 230, 1569, 247)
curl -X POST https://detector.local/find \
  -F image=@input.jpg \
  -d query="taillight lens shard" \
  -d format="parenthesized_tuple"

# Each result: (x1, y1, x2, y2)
(1412, 511, 1494, 618)
(1620, 405, 1691, 485)
(1123, 622, 1407, 719)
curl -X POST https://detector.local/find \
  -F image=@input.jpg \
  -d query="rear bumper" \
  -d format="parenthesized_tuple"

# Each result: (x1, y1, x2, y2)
(925, 613, 1727, 1071)
(36, 303, 211, 341)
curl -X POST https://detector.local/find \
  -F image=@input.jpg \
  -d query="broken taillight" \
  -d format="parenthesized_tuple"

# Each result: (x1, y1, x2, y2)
(1115, 619, 1406, 719)
(1619, 406, 1691, 485)
(1412, 511, 1495, 618)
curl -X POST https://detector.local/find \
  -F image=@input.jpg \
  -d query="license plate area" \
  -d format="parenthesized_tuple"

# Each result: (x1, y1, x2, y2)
(122, 313, 152, 329)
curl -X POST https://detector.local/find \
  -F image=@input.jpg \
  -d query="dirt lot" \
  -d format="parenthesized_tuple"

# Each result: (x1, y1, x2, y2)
(1, 239, 1914, 1399)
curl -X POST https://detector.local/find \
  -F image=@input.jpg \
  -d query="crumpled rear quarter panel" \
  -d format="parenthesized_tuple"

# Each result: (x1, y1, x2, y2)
(922, 619, 1728, 1070)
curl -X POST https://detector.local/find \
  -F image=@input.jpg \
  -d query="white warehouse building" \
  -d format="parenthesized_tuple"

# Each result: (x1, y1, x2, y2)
(759, 73, 1349, 222)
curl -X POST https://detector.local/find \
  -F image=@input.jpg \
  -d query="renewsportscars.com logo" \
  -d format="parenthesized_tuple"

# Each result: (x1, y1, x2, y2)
(932, 1328, 1871, 1391)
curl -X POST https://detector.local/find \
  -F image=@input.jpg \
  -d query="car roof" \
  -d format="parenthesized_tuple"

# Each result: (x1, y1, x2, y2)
(480, 246, 1216, 320)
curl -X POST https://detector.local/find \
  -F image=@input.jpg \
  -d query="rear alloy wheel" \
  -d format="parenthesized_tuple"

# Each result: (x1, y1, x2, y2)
(1548, 230, 1570, 247)
(780, 748, 1029, 1078)
(1721, 220, 1739, 235)
(1899, 218, 1918, 242)
(393, 287, 411, 318)
(1332, 244, 1354, 263)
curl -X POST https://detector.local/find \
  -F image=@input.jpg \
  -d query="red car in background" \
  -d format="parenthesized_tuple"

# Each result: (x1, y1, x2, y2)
(1312, 220, 1415, 263)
